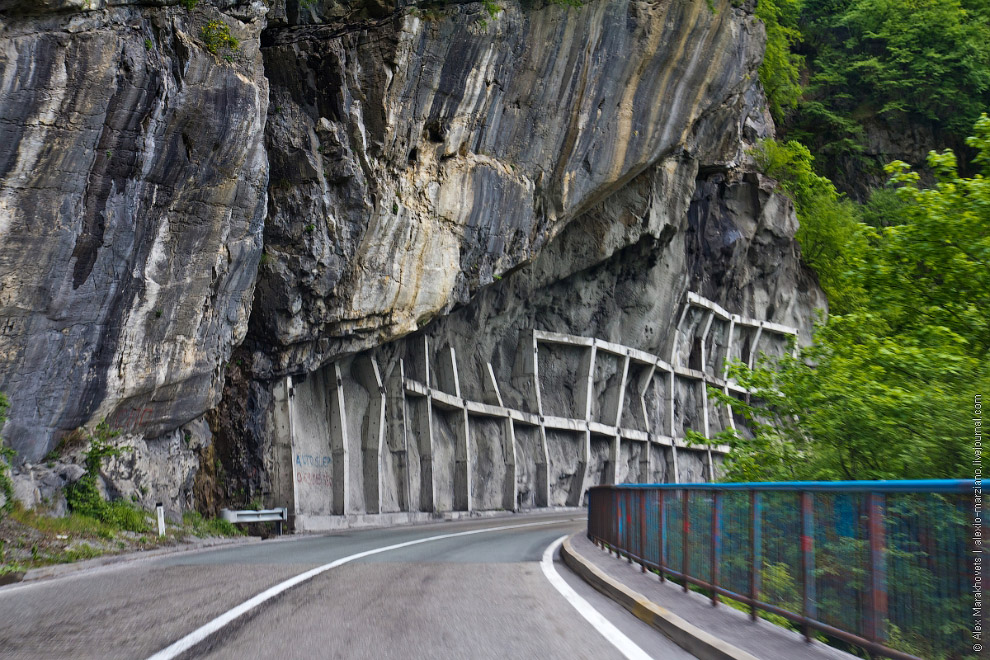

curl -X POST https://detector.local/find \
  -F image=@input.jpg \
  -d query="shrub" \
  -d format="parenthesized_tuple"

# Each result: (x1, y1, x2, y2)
(750, 138, 866, 313)
(0, 393, 12, 518)
(64, 422, 149, 533)
(201, 20, 238, 56)
(182, 511, 242, 537)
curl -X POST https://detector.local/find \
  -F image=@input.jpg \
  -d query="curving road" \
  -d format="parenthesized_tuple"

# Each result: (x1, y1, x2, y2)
(0, 513, 695, 660)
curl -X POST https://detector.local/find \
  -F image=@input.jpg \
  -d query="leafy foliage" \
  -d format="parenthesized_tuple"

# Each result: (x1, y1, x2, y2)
(0, 393, 12, 518)
(711, 116, 990, 482)
(783, 0, 990, 182)
(755, 0, 804, 120)
(751, 138, 865, 312)
(803, 0, 990, 133)
(181, 511, 242, 538)
(200, 20, 239, 57)
(64, 423, 149, 533)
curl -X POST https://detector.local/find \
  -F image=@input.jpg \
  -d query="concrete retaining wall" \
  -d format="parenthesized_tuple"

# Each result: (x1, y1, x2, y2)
(276, 292, 796, 530)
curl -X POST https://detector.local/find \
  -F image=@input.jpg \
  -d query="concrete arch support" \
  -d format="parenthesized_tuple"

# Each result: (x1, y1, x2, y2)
(273, 292, 799, 529)
(329, 363, 350, 516)
(385, 359, 412, 512)
(355, 355, 385, 515)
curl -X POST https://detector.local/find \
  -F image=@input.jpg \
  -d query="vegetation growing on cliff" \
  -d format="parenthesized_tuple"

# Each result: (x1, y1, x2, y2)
(750, 138, 863, 313)
(715, 0, 990, 481)
(0, 394, 11, 518)
(759, 0, 990, 187)
(707, 116, 990, 482)
(755, 0, 803, 120)
(201, 20, 239, 58)
(1, 419, 241, 576)
(64, 423, 148, 533)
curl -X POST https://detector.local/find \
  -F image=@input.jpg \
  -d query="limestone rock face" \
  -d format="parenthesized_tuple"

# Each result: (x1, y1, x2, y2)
(0, 0, 827, 513)
(256, 0, 769, 375)
(0, 2, 269, 460)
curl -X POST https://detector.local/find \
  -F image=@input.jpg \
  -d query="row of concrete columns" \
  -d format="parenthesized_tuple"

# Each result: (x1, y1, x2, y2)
(277, 293, 798, 519)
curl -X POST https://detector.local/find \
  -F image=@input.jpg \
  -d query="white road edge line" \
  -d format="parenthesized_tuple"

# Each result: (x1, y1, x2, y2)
(145, 518, 576, 660)
(540, 535, 656, 660)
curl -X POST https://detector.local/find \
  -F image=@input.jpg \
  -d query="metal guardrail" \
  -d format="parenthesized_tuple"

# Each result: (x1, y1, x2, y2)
(220, 507, 288, 535)
(588, 480, 976, 660)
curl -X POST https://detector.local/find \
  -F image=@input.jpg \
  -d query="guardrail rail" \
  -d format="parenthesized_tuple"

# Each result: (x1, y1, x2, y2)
(220, 507, 288, 535)
(588, 480, 976, 660)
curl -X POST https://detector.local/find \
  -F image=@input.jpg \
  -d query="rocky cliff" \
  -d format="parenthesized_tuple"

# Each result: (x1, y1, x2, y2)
(0, 0, 826, 517)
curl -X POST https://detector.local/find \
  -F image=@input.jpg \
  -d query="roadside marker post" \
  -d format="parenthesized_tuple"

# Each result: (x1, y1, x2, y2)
(156, 503, 165, 537)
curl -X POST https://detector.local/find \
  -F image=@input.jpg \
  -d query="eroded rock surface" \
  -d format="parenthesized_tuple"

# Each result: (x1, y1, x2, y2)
(0, 2, 268, 460)
(256, 0, 770, 374)
(0, 0, 826, 514)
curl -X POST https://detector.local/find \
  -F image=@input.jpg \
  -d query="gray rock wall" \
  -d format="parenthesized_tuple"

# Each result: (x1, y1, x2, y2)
(255, 0, 769, 374)
(0, 0, 827, 518)
(0, 2, 268, 460)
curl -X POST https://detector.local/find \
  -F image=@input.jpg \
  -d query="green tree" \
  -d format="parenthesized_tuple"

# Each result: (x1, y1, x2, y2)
(786, 0, 990, 183)
(751, 138, 866, 312)
(755, 0, 804, 120)
(709, 116, 990, 482)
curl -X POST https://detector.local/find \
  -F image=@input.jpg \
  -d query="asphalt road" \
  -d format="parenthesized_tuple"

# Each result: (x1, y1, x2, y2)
(0, 512, 696, 660)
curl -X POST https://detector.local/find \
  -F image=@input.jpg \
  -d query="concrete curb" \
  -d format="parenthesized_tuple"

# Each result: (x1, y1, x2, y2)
(561, 534, 761, 660)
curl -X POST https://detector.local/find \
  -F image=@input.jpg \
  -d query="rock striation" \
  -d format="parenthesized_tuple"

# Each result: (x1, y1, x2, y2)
(0, 1, 268, 461)
(0, 0, 826, 517)
(257, 0, 777, 373)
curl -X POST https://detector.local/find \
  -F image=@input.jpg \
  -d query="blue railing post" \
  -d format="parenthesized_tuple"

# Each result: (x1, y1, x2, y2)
(866, 492, 888, 644)
(640, 491, 647, 572)
(712, 490, 722, 606)
(626, 490, 633, 563)
(613, 490, 620, 555)
(750, 490, 762, 621)
(682, 489, 690, 593)
(800, 490, 816, 642)
(659, 489, 667, 582)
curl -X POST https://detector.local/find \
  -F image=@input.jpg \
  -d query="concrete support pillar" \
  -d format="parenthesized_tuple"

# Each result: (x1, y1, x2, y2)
(355, 355, 384, 514)
(438, 346, 472, 512)
(417, 338, 436, 512)
(724, 318, 737, 432)
(484, 363, 517, 511)
(328, 364, 350, 515)
(386, 359, 412, 512)
(668, 303, 691, 484)
(603, 354, 630, 484)
(601, 355, 629, 484)
(745, 325, 764, 407)
(513, 330, 549, 507)
(571, 343, 596, 504)
(666, 368, 680, 484)
(636, 365, 656, 483)
(635, 365, 656, 430)
(699, 311, 716, 482)
(272, 377, 297, 527)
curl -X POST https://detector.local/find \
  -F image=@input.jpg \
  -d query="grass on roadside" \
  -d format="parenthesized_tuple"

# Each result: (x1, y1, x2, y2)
(11, 501, 130, 540)
(0, 501, 243, 574)
(181, 511, 242, 538)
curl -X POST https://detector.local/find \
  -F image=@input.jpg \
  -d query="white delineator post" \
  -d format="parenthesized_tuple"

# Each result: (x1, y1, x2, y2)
(156, 502, 165, 537)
